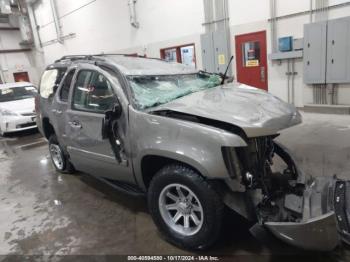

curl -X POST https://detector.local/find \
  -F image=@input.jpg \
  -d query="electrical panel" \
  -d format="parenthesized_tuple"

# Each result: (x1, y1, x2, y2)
(293, 38, 304, 51)
(303, 16, 350, 84)
(326, 17, 350, 83)
(200, 33, 215, 73)
(213, 30, 232, 75)
(303, 21, 327, 84)
(201, 30, 232, 75)
(279, 36, 293, 52)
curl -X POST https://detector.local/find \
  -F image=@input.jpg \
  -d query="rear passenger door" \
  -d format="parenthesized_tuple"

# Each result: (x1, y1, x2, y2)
(51, 68, 76, 146)
(66, 67, 134, 183)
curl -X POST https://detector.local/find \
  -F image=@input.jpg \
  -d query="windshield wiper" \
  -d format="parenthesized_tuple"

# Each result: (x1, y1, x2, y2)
(221, 56, 234, 85)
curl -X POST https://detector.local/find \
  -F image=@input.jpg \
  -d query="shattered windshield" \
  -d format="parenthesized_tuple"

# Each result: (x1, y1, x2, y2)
(127, 73, 222, 109)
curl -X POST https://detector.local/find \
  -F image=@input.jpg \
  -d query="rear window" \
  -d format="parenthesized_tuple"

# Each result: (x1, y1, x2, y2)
(39, 68, 66, 98)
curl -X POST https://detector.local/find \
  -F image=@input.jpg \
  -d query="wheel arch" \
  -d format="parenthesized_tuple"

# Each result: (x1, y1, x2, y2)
(42, 117, 55, 139)
(139, 153, 208, 190)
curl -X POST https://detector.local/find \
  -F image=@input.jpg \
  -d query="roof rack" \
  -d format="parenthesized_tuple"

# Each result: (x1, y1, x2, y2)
(54, 55, 98, 63)
(54, 53, 168, 64)
(94, 53, 166, 62)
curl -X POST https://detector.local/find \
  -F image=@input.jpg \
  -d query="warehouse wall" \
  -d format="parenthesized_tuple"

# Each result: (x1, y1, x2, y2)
(0, 19, 41, 85)
(226, 0, 350, 107)
(34, 0, 204, 63)
(33, 0, 350, 106)
(271, 0, 350, 106)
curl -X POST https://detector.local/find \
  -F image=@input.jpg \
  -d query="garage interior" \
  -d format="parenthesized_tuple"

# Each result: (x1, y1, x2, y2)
(1, 0, 350, 260)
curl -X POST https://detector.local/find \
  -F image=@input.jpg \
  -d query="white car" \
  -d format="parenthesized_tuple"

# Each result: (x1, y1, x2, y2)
(0, 82, 38, 136)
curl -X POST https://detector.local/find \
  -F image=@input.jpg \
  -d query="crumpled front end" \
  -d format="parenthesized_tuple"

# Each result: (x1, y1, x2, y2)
(263, 176, 349, 251)
(151, 83, 302, 138)
(221, 136, 348, 251)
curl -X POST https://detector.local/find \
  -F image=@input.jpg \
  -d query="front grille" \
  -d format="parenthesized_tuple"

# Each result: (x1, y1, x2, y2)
(16, 122, 36, 129)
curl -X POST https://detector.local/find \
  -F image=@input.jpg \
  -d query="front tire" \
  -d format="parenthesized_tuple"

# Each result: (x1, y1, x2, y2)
(148, 164, 224, 250)
(49, 134, 74, 174)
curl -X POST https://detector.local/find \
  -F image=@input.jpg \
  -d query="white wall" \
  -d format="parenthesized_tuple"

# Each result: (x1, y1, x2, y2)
(0, 19, 41, 85)
(32, 0, 350, 106)
(229, 0, 269, 25)
(34, 0, 204, 63)
(228, 0, 350, 107)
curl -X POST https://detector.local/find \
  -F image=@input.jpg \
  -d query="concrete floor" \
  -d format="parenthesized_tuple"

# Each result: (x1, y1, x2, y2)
(1, 112, 350, 261)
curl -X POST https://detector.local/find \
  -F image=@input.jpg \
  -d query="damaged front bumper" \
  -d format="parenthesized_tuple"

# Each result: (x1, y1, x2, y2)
(261, 177, 350, 251)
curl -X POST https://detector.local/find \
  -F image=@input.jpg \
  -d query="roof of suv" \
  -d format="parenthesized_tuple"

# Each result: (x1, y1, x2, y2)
(52, 54, 198, 76)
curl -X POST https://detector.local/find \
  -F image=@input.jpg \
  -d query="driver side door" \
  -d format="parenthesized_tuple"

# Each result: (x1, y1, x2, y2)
(65, 68, 133, 183)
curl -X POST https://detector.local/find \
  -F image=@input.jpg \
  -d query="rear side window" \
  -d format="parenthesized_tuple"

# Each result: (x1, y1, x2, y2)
(39, 68, 66, 98)
(59, 69, 76, 102)
(72, 70, 116, 113)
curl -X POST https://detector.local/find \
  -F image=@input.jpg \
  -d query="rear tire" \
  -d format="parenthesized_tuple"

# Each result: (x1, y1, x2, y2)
(48, 134, 74, 174)
(148, 164, 224, 250)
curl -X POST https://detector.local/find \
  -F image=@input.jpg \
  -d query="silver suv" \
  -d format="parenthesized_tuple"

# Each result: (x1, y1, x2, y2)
(36, 55, 349, 251)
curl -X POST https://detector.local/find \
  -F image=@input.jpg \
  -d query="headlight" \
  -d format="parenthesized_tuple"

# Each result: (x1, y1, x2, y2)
(0, 109, 18, 116)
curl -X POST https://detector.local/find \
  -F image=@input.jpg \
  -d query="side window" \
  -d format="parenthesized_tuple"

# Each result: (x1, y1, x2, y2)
(39, 68, 66, 98)
(59, 69, 76, 102)
(72, 70, 116, 113)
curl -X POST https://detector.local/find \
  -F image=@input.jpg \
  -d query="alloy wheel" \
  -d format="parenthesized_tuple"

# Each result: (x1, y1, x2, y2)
(158, 183, 204, 236)
(49, 144, 64, 170)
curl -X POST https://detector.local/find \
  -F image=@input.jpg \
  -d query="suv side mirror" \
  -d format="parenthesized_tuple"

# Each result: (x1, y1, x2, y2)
(111, 103, 122, 119)
(102, 102, 122, 139)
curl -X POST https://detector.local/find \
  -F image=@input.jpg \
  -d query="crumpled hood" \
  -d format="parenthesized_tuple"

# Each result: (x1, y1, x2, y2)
(150, 83, 302, 137)
(0, 98, 35, 115)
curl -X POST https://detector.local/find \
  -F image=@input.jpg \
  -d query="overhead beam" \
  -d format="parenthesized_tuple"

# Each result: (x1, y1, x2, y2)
(0, 27, 20, 30)
(0, 48, 31, 53)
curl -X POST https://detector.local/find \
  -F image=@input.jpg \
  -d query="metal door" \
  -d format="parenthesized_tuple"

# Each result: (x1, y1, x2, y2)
(235, 31, 268, 90)
(13, 72, 30, 82)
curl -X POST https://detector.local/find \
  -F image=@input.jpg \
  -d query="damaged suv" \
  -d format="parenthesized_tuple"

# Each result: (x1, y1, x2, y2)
(36, 55, 349, 251)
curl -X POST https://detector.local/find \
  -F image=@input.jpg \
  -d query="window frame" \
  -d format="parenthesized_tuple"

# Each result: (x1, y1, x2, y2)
(241, 41, 261, 68)
(58, 69, 76, 103)
(160, 43, 196, 68)
(71, 69, 117, 114)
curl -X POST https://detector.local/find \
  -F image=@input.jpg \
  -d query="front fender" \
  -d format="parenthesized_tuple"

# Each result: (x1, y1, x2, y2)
(129, 108, 247, 189)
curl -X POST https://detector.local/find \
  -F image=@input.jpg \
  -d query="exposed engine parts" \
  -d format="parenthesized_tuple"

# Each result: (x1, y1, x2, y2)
(231, 137, 307, 224)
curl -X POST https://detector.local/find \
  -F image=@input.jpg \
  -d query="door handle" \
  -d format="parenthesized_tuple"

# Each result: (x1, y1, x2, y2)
(68, 121, 82, 129)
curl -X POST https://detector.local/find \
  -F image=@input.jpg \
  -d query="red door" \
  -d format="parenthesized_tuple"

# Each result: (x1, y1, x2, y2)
(13, 72, 30, 82)
(235, 31, 268, 90)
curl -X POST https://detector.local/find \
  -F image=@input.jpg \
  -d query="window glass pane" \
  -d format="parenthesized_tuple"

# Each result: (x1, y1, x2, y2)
(164, 48, 177, 62)
(39, 68, 66, 98)
(180, 45, 195, 68)
(73, 71, 93, 111)
(59, 70, 76, 102)
(73, 71, 115, 113)
(242, 41, 260, 67)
